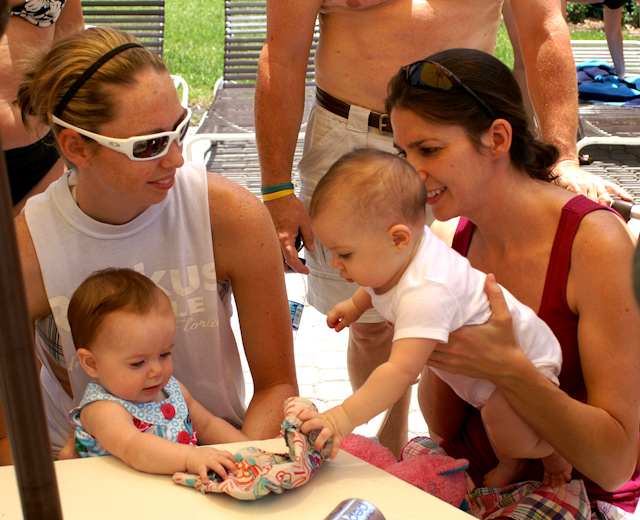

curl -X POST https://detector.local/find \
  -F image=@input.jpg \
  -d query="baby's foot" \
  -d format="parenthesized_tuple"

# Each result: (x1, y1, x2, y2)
(483, 459, 528, 489)
(541, 452, 572, 487)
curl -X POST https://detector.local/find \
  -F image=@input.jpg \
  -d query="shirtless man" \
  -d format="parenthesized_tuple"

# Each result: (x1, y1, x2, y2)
(254, 0, 626, 457)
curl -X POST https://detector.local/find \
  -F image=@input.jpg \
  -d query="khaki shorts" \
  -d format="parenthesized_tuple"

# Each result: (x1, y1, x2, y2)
(298, 101, 433, 322)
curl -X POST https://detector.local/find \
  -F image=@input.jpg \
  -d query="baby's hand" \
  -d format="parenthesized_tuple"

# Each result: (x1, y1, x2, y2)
(300, 406, 355, 460)
(186, 447, 238, 483)
(327, 299, 363, 332)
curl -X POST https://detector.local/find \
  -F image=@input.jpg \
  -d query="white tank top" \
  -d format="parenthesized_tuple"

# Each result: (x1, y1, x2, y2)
(24, 162, 246, 436)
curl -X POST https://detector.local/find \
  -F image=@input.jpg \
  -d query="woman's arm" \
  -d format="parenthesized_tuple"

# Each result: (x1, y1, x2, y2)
(559, 212, 640, 485)
(179, 382, 249, 445)
(0, 215, 54, 465)
(15, 214, 51, 324)
(430, 211, 640, 493)
(208, 174, 298, 439)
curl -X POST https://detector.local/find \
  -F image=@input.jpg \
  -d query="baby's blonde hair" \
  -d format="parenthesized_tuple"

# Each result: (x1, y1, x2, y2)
(310, 149, 428, 229)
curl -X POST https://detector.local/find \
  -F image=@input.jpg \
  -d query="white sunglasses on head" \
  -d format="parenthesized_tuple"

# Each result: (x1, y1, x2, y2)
(52, 108, 191, 161)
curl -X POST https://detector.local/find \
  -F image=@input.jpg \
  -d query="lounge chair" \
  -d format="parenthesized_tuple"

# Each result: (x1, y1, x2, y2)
(81, 0, 189, 106)
(81, 0, 166, 56)
(570, 39, 640, 210)
(571, 39, 640, 151)
(184, 0, 319, 198)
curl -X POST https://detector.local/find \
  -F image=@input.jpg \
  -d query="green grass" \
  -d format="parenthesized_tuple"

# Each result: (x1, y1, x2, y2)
(570, 31, 606, 40)
(164, 0, 225, 105)
(568, 30, 639, 40)
(493, 23, 630, 67)
(495, 21, 515, 70)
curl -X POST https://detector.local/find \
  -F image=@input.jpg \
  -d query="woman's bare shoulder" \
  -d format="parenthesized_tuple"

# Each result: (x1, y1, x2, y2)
(574, 206, 635, 254)
(205, 172, 281, 279)
(567, 206, 636, 308)
(206, 171, 271, 228)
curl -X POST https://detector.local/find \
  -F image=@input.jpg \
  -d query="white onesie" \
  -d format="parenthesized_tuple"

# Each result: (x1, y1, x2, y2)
(364, 226, 562, 407)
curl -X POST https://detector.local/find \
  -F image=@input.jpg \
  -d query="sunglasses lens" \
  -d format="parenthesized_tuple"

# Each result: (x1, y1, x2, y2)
(419, 63, 453, 90)
(128, 110, 189, 159)
(133, 136, 169, 159)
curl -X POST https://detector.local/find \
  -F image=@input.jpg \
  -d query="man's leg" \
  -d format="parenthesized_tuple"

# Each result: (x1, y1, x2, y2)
(348, 321, 409, 459)
(604, 6, 625, 78)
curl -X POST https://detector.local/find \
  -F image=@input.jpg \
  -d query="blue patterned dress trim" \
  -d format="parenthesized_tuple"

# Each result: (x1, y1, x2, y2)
(69, 375, 197, 457)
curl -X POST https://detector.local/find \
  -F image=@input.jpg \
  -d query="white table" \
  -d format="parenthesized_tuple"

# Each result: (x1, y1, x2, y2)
(0, 439, 471, 519)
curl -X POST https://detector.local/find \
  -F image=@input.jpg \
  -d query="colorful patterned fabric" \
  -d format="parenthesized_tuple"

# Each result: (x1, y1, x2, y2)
(172, 397, 331, 500)
(403, 437, 632, 520)
(69, 376, 197, 457)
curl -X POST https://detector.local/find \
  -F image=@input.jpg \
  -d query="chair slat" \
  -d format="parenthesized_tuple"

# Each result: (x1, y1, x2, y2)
(82, 0, 164, 5)
(81, 0, 165, 56)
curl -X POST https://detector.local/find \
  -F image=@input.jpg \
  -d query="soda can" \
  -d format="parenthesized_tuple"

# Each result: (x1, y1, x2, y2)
(323, 498, 386, 520)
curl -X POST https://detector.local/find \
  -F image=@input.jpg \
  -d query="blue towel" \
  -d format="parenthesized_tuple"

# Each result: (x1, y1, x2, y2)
(576, 60, 640, 107)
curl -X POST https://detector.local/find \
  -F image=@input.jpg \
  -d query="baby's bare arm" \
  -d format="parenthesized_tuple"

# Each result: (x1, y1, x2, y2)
(302, 337, 437, 457)
(327, 288, 372, 331)
(343, 337, 436, 426)
(80, 401, 236, 480)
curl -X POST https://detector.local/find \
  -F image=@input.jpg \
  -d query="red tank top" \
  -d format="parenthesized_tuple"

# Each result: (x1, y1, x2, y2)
(442, 195, 639, 511)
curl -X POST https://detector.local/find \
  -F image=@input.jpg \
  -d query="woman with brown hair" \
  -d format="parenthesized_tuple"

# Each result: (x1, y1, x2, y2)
(386, 48, 640, 518)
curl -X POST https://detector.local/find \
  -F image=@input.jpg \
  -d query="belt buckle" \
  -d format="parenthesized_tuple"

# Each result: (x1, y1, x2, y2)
(378, 113, 391, 133)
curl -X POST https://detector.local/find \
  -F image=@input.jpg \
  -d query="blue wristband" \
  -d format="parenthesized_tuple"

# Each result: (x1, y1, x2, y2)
(261, 182, 294, 195)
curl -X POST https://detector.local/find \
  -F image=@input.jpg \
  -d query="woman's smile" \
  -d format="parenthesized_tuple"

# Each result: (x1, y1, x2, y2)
(427, 186, 446, 204)
(149, 174, 176, 189)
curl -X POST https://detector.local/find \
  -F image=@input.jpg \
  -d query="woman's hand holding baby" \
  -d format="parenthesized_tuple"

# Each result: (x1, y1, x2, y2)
(428, 274, 524, 383)
(300, 405, 355, 460)
(185, 447, 238, 483)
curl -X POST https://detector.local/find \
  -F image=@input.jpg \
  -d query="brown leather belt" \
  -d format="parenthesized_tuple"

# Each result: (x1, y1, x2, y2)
(315, 87, 393, 134)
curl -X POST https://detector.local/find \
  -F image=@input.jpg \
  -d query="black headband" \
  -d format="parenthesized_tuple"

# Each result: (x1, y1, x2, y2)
(53, 42, 144, 118)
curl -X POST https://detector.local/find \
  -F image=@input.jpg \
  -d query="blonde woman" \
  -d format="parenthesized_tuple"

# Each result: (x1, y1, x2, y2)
(2, 27, 298, 464)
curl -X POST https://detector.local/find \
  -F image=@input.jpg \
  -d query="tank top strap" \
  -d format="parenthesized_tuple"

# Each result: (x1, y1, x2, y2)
(452, 217, 475, 256)
(539, 195, 618, 320)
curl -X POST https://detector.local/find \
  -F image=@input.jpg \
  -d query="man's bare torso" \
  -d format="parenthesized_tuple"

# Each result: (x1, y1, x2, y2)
(315, 0, 504, 112)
